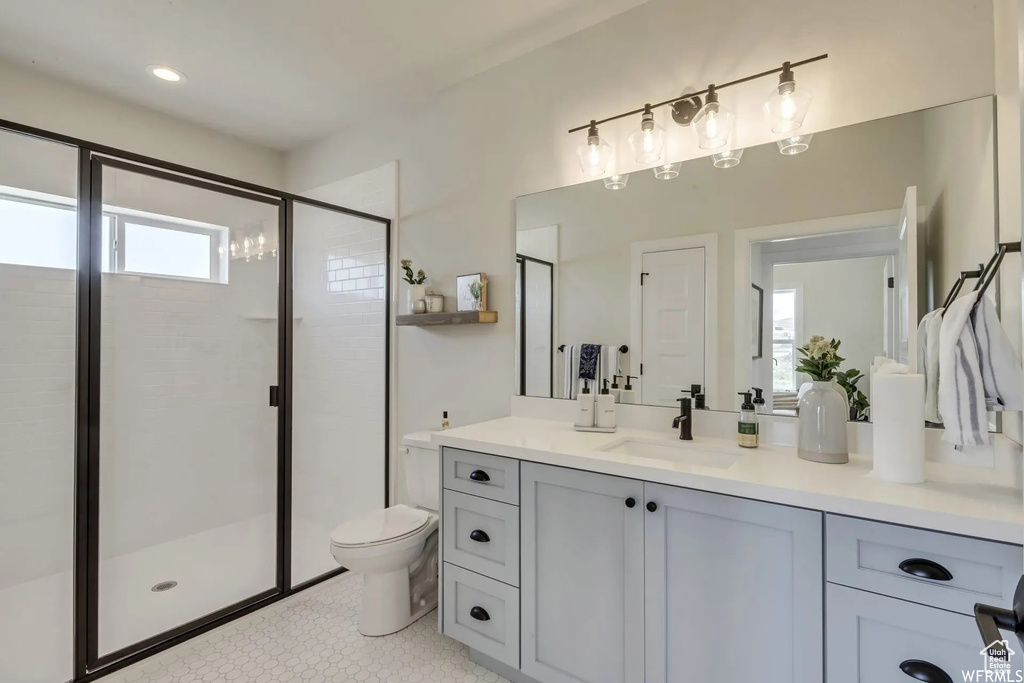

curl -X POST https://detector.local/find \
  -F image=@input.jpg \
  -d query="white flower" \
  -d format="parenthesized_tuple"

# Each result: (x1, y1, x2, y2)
(806, 335, 835, 360)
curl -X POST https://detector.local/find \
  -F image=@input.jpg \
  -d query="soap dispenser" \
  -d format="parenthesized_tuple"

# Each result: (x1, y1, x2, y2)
(575, 380, 595, 428)
(609, 375, 622, 403)
(595, 379, 617, 430)
(751, 388, 767, 415)
(737, 391, 759, 448)
(619, 375, 638, 405)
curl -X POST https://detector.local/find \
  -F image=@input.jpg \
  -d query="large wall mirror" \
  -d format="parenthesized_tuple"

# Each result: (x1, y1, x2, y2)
(515, 96, 1004, 428)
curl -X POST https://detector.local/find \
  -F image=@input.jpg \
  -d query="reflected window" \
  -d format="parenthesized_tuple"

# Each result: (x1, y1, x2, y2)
(772, 289, 798, 392)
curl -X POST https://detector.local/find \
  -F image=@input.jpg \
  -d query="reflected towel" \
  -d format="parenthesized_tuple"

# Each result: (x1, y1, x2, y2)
(579, 344, 600, 381)
(601, 346, 620, 388)
(562, 345, 576, 399)
(916, 309, 943, 423)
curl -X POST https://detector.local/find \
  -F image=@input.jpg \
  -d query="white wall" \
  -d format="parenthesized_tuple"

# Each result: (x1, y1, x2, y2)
(774, 257, 888, 399)
(287, 0, 996, 440)
(0, 59, 283, 187)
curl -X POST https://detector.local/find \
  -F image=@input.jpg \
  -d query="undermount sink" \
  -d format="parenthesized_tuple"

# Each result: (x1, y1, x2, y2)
(598, 438, 740, 469)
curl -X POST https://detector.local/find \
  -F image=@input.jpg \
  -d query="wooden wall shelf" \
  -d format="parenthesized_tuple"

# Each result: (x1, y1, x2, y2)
(396, 311, 498, 327)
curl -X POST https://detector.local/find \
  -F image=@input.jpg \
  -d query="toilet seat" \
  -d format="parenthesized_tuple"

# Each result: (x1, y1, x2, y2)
(330, 504, 431, 548)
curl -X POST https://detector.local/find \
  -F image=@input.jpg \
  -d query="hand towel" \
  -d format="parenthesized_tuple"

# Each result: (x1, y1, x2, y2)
(601, 346, 620, 388)
(938, 291, 989, 446)
(916, 309, 944, 423)
(972, 296, 1024, 411)
(578, 344, 601, 381)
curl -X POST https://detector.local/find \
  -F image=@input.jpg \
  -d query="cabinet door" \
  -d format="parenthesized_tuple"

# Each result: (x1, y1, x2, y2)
(644, 483, 823, 683)
(827, 583, 1001, 682)
(521, 462, 645, 683)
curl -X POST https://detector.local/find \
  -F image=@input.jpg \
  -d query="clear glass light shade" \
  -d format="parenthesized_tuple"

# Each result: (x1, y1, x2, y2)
(777, 133, 813, 155)
(713, 149, 744, 168)
(576, 134, 612, 177)
(603, 174, 629, 190)
(764, 81, 812, 134)
(693, 101, 734, 150)
(628, 119, 666, 164)
(653, 162, 682, 180)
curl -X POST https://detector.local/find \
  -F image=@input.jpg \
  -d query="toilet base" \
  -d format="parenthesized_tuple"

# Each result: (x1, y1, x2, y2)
(358, 568, 435, 636)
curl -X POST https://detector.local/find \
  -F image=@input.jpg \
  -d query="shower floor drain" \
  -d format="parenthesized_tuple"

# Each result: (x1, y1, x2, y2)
(151, 581, 178, 592)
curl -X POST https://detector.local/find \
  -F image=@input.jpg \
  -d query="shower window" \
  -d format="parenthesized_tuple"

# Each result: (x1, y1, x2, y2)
(0, 186, 226, 282)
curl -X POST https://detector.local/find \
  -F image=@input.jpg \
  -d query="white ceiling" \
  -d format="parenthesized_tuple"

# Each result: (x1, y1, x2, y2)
(0, 0, 649, 150)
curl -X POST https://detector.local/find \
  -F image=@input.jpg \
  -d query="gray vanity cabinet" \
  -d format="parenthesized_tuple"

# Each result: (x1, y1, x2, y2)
(643, 482, 823, 683)
(520, 462, 646, 683)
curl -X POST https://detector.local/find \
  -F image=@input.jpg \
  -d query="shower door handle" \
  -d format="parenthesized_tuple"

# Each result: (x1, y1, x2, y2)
(269, 385, 279, 407)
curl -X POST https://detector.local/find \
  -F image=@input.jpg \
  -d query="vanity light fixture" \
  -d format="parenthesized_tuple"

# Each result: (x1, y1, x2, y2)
(693, 85, 734, 150)
(777, 133, 813, 155)
(146, 64, 187, 83)
(604, 174, 629, 190)
(713, 149, 744, 168)
(764, 61, 812, 133)
(576, 120, 612, 177)
(566, 54, 827, 176)
(628, 104, 666, 163)
(653, 162, 681, 180)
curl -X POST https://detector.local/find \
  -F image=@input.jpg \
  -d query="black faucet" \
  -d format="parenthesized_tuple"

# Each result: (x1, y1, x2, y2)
(673, 396, 693, 440)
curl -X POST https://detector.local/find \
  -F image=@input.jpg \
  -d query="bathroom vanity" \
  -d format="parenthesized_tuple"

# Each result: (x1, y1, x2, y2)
(434, 417, 1023, 683)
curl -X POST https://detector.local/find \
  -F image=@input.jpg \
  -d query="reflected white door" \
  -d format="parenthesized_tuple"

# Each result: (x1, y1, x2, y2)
(640, 248, 705, 407)
(897, 186, 920, 367)
(882, 256, 897, 359)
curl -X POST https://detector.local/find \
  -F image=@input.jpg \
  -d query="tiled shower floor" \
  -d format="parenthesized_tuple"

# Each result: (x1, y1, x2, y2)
(102, 572, 509, 683)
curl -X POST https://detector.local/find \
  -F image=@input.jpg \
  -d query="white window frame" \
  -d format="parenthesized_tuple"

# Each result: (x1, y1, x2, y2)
(771, 285, 803, 394)
(110, 213, 228, 283)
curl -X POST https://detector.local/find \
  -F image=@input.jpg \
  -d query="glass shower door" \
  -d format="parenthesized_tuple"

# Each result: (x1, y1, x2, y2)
(93, 159, 283, 661)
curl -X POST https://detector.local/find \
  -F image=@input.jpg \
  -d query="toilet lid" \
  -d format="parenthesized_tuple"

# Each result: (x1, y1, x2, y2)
(330, 504, 430, 547)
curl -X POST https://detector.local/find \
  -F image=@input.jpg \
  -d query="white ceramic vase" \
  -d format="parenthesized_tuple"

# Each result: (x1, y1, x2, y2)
(797, 380, 849, 464)
(406, 284, 426, 314)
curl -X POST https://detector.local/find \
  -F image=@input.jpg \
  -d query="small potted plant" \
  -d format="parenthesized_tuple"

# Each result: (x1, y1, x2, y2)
(401, 259, 427, 314)
(795, 336, 849, 464)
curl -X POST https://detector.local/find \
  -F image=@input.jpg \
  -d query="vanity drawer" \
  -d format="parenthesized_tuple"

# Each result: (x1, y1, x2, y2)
(442, 447, 520, 505)
(443, 489, 520, 586)
(826, 514, 1022, 616)
(443, 563, 519, 669)
(826, 583, 993, 682)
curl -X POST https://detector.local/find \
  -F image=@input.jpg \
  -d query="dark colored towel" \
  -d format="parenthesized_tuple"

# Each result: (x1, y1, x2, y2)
(579, 344, 601, 380)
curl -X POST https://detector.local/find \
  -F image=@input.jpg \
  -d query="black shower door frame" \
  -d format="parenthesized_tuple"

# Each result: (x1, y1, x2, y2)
(0, 117, 392, 683)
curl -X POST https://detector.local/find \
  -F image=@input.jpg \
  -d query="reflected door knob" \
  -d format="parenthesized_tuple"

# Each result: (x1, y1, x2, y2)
(625, 497, 636, 508)
(647, 501, 658, 512)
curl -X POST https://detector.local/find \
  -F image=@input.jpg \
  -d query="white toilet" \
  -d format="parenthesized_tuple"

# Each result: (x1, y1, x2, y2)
(330, 431, 440, 636)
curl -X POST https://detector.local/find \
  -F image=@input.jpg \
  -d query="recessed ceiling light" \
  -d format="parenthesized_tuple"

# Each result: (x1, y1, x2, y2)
(146, 65, 186, 83)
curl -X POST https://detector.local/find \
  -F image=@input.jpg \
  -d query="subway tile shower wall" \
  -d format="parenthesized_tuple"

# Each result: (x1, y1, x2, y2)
(0, 264, 77, 588)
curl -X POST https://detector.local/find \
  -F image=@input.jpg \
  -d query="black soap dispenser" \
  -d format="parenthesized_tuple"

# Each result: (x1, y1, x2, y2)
(751, 388, 767, 414)
(737, 391, 759, 448)
(610, 375, 622, 403)
(620, 375, 638, 405)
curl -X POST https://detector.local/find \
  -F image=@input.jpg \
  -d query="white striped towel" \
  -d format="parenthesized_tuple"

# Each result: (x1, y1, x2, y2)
(938, 291, 989, 446)
(973, 295, 1024, 411)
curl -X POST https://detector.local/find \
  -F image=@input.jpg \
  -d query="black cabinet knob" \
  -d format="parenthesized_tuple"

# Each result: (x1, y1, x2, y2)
(899, 659, 952, 683)
(899, 558, 953, 582)
(647, 501, 658, 512)
(625, 497, 636, 508)
(468, 470, 490, 482)
(469, 529, 490, 543)
(469, 606, 490, 622)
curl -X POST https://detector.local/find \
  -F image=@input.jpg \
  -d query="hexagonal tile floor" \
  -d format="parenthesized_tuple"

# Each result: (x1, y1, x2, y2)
(101, 573, 510, 683)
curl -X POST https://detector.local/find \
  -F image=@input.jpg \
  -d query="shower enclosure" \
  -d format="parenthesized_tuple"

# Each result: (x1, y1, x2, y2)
(0, 122, 390, 683)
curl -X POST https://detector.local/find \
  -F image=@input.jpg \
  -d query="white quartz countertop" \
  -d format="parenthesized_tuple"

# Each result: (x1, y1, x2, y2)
(433, 417, 1024, 544)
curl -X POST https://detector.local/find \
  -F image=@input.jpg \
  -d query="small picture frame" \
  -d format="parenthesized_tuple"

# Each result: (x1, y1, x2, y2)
(751, 283, 764, 359)
(456, 272, 488, 312)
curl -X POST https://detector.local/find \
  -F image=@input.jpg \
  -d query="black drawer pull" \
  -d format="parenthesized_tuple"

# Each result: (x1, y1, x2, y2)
(899, 659, 952, 683)
(469, 529, 490, 543)
(899, 558, 953, 582)
(625, 497, 636, 508)
(469, 606, 490, 622)
(468, 470, 490, 482)
(647, 501, 658, 512)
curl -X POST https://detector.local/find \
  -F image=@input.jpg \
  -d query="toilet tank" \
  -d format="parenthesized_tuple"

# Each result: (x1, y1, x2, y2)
(402, 431, 439, 511)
